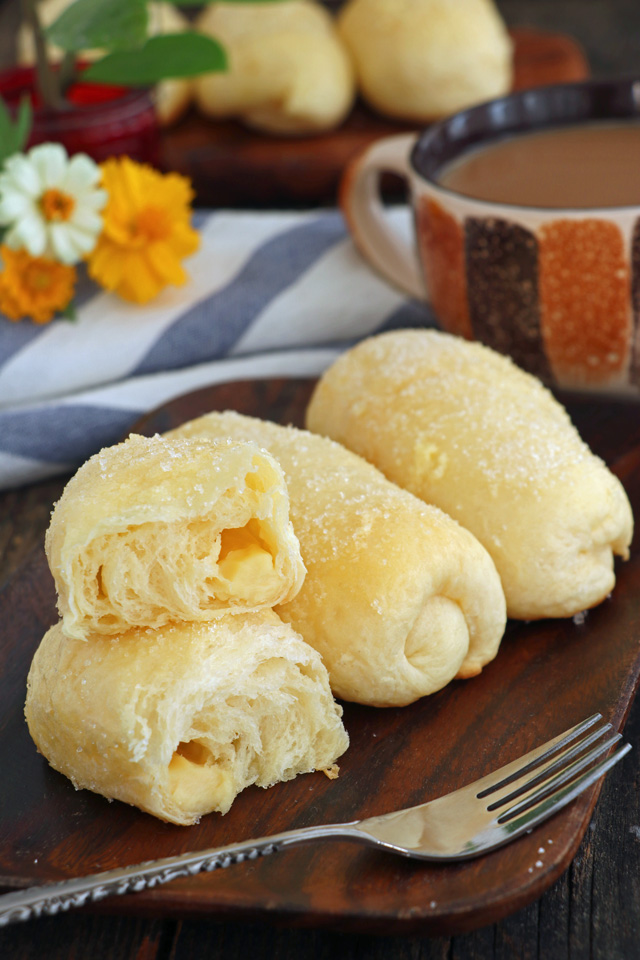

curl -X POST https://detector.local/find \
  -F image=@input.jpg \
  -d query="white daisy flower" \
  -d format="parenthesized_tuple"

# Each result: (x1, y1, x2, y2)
(0, 143, 108, 265)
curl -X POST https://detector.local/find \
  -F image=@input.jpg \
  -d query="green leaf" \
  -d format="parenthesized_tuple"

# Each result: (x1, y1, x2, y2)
(81, 33, 227, 85)
(46, 0, 148, 54)
(60, 301, 78, 322)
(14, 97, 33, 152)
(0, 96, 32, 166)
(0, 101, 17, 154)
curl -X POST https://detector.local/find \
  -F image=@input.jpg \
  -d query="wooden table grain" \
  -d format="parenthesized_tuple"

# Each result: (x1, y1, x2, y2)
(1, 2, 640, 957)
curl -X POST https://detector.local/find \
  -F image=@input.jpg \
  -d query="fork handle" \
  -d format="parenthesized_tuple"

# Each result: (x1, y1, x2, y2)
(0, 822, 361, 927)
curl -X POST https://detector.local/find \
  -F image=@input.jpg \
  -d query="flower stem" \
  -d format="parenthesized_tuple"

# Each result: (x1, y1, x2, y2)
(20, 0, 64, 110)
(58, 52, 78, 98)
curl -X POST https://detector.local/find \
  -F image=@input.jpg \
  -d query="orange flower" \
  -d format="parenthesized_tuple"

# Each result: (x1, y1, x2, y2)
(88, 157, 200, 304)
(0, 245, 76, 324)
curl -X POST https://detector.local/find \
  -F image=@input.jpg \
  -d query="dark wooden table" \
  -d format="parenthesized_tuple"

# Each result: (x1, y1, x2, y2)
(2, 2, 640, 958)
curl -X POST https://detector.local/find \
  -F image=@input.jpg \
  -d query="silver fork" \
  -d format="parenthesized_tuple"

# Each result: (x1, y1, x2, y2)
(0, 713, 629, 926)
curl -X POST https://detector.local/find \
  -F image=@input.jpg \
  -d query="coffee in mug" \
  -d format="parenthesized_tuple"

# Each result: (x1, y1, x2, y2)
(340, 78, 640, 396)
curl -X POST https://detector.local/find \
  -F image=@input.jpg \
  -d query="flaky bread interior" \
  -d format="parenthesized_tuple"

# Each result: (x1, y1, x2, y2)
(306, 330, 634, 620)
(45, 434, 305, 639)
(25, 611, 348, 825)
(166, 411, 506, 707)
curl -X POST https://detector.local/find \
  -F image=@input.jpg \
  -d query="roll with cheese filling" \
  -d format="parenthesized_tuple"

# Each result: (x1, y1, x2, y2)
(45, 434, 305, 639)
(167, 411, 507, 707)
(25, 611, 348, 825)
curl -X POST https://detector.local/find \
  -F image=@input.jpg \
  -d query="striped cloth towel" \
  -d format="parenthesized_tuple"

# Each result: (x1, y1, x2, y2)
(0, 208, 433, 490)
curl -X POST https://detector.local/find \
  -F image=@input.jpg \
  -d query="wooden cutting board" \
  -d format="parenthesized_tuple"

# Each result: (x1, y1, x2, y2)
(160, 28, 590, 208)
(0, 377, 638, 936)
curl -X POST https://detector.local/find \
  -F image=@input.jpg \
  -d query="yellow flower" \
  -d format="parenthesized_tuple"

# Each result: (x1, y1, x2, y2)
(88, 157, 200, 304)
(0, 245, 76, 324)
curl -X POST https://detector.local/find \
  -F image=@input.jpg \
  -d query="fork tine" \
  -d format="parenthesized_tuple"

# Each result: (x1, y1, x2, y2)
(495, 731, 623, 820)
(474, 714, 605, 799)
(485, 727, 618, 811)
(491, 741, 631, 842)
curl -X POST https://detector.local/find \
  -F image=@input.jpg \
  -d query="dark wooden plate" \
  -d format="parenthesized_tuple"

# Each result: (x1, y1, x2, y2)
(1, 377, 638, 936)
(160, 28, 589, 208)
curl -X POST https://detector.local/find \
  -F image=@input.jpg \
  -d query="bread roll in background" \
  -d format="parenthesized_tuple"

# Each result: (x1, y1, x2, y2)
(25, 611, 348, 825)
(194, 0, 355, 135)
(337, 0, 512, 121)
(45, 434, 305, 640)
(166, 411, 506, 707)
(306, 330, 634, 620)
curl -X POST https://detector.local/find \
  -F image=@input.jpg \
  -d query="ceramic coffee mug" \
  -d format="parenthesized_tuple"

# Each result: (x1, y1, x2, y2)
(341, 78, 640, 396)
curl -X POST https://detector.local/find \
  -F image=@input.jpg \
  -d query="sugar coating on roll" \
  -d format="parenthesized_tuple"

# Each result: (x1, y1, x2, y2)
(25, 611, 348, 825)
(45, 434, 305, 639)
(167, 411, 506, 707)
(306, 329, 634, 620)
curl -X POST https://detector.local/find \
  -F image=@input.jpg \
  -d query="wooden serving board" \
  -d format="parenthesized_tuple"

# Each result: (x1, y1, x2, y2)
(0, 377, 639, 935)
(160, 28, 590, 208)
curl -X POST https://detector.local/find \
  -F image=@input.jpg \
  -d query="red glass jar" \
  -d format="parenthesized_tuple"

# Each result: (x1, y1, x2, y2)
(0, 66, 160, 165)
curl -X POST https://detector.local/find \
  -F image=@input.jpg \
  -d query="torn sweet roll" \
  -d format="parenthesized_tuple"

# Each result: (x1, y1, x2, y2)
(45, 434, 305, 639)
(166, 411, 507, 708)
(25, 610, 348, 825)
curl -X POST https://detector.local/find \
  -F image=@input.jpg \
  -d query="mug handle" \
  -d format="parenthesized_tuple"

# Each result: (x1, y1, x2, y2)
(340, 132, 426, 301)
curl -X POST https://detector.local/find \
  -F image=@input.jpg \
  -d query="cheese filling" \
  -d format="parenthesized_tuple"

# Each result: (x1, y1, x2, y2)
(216, 519, 280, 601)
(168, 741, 233, 810)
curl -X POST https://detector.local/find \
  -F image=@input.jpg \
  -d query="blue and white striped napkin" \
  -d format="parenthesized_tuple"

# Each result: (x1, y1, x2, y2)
(0, 208, 433, 490)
